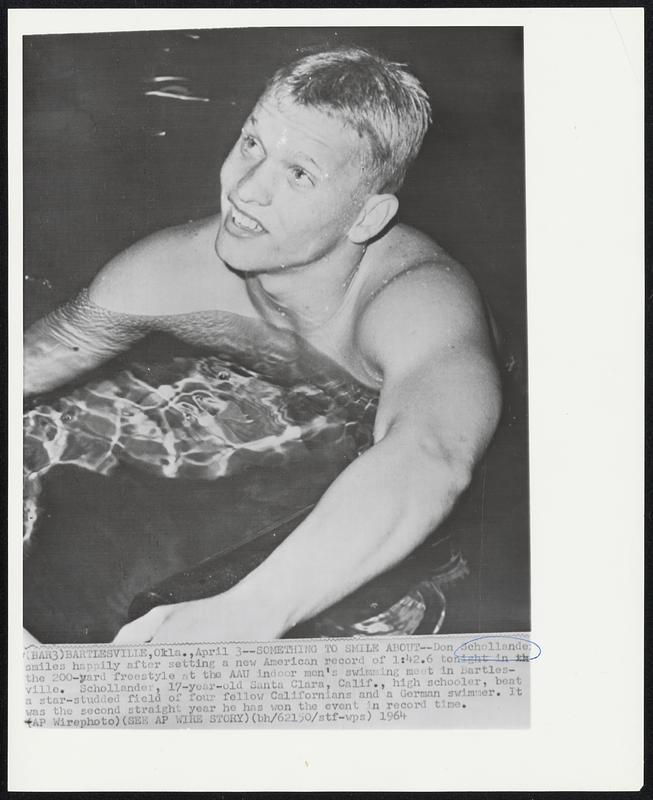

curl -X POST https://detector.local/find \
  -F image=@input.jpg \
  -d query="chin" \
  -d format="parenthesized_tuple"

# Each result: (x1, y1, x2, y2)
(215, 230, 271, 274)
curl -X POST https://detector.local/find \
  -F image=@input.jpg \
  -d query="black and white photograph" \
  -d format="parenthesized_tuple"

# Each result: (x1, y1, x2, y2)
(10, 5, 644, 792)
(22, 26, 529, 646)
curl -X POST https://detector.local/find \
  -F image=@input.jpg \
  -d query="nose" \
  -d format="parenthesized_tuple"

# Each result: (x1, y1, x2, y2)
(236, 160, 274, 206)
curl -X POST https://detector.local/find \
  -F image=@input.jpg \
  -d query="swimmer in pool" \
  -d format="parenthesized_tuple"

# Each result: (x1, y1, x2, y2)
(24, 47, 501, 643)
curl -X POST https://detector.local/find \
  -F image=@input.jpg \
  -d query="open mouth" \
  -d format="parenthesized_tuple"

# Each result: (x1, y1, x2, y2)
(228, 205, 266, 235)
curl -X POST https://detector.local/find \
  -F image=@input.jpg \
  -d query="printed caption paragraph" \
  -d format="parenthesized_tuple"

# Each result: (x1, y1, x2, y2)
(24, 634, 535, 729)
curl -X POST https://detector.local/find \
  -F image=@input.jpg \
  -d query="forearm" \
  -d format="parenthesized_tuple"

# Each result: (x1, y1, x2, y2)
(24, 290, 147, 396)
(218, 432, 472, 637)
(24, 315, 109, 396)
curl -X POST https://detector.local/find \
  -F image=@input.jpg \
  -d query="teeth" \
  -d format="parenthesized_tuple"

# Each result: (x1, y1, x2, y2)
(232, 208, 263, 232)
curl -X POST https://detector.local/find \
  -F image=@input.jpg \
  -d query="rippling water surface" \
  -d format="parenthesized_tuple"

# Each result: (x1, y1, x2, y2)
(24, 351, 378, 542)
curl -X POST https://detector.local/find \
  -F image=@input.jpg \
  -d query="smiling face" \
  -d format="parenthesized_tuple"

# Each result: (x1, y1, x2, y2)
(215, 95, 373, 274)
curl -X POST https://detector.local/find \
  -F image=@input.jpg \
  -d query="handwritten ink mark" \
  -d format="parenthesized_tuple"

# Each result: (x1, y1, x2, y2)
(454, 634, 541, 663)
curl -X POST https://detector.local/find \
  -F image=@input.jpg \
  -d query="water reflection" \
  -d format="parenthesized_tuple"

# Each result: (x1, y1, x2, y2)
(143, 76, 210, 103)
(23, 349, 378, 545)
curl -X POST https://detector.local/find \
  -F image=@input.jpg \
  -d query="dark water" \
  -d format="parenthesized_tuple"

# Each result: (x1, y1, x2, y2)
(23, 338, 381, 642)
(23, 28, 529, 641)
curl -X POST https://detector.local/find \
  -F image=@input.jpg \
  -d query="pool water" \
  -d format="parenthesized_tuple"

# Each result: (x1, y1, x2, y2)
(24, 353, 377, 542)
(23, 337, 389, 642)
(22, 330, 528, 643)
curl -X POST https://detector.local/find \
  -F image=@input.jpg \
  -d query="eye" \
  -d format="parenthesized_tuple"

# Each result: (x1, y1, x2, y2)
(289, 166, 314, 188)
(240, 132, 262, 156)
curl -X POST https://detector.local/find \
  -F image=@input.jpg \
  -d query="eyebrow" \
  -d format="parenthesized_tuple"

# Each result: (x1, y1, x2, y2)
(244, 114, 326, 174)
(291, 150, 324, 173)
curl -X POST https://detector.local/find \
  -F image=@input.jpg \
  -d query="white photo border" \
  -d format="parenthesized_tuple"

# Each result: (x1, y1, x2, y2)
(8, 7, 644, 792)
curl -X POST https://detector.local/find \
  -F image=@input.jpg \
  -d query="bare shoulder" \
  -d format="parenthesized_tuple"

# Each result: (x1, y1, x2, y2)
(88, 214, 248, 315)
(366, 223, 480, 300)
(357, 224, 494, 373)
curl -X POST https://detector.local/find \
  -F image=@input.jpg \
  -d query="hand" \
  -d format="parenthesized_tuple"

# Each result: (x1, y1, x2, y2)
(113, 600, 221, 644)
(112, 593, 286, 643)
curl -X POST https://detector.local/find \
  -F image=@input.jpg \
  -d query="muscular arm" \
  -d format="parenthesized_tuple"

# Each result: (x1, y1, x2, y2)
(116, 261, 501, 642)
(23, 222, 214, 397)
(230, 264, 502, 633)
(23, 291, 148, 396)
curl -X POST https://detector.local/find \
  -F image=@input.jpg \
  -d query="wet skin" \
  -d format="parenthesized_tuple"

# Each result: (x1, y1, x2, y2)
(24, 96, 502, 644)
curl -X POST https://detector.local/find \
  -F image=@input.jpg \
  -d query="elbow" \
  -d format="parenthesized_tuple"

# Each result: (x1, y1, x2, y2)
(414, 434, 475, 492)
(419, 416, 500, 504)
(446, 457, 474, 497)
(403, 441, 474, 532)
(431, 452, 474, 507)
(382, 421, 477, 500)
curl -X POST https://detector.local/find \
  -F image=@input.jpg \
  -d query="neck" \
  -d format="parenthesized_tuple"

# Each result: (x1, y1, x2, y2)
(246, 243, 366, 333)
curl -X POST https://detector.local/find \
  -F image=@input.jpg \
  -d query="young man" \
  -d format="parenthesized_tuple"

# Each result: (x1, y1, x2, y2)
(24, 47, 501, 643)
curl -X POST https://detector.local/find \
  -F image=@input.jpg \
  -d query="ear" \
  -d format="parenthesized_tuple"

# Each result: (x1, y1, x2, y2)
(347, 194, 399, 244)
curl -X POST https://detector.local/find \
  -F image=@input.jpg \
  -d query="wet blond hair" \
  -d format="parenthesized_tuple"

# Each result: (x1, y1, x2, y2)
(264, 46, 432, 193)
